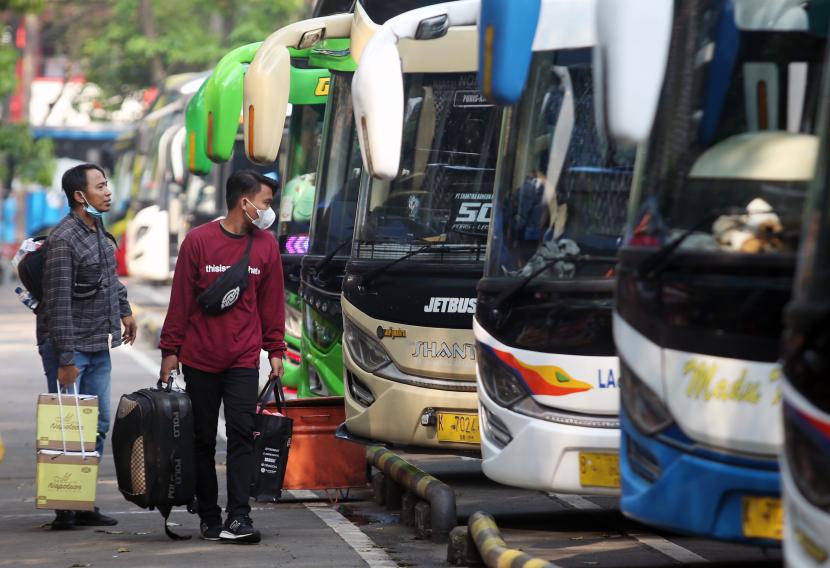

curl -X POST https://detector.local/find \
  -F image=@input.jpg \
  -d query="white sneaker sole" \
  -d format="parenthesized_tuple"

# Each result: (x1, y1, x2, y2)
(219, 530, 260, 543)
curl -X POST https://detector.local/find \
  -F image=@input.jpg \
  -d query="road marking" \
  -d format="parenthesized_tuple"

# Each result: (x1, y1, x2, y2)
(551, 493, 707, 563)
(304, 502, 399, 568)
(120, 345, 228, 441)
(628, 533, 707, 564)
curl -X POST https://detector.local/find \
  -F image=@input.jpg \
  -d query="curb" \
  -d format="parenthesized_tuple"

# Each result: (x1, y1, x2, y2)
(468, 511, 559, 568)
(366, 445, 456, 542)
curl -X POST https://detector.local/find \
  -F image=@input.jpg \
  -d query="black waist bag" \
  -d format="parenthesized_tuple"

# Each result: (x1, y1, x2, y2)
(112, 378, 195, 540)
(197, 234, 253, 315)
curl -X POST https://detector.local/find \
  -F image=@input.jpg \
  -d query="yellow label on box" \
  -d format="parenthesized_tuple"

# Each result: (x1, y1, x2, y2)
(36, 394, 98, 452)
(36, 451, 99, 511)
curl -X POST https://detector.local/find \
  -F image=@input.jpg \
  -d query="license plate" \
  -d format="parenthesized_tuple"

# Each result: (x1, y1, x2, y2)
(578, 452, 620, 488)
(436, 412, 480, 444)
(742, 496, 783, 540)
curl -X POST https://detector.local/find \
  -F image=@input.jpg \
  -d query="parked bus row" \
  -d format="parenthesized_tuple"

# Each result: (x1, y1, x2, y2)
(118, 0, 830, 565)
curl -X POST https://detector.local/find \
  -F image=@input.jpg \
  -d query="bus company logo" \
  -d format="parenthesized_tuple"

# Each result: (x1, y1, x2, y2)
(486, 345, 593, 396)
(453, 90, 492, 108)
(376, 326, 407, 340)
(412, 342, 475, 360)
(220, 286, 240, 310)
(315, 77, 331, 96)
(682, 359, 768, 405)
(423, 297, 477, 314)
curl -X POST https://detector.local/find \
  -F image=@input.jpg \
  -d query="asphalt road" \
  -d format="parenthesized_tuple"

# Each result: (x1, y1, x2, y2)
(0, 278, 786, 567)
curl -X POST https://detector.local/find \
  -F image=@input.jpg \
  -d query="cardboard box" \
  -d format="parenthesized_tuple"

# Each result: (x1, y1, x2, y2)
(35, 450, 99, 511)
(36, 394, 98, 452)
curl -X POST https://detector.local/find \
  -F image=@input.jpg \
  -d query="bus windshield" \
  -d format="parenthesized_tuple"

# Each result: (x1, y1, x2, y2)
(486, 50, 633, 281)
(308, 72, 363, 256)
(628, 2, 828, 255)
(353, 73, 500, 264)
(276, 103, 326, 256)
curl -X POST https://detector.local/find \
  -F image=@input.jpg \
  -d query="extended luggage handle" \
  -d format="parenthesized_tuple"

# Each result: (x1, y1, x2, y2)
(56, 383, 89, 460)
(156, 370, 181, 393)
(257, 374, 287, 416)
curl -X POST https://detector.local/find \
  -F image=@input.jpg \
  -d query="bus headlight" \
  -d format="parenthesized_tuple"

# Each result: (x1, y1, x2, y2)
(477, 343, 528, 407)
(784, 402, 830, 513)
(620, 360, 673, 435)
(285, 305, 302, 339)
(343, 318, 391, 373)
(304, 306, 340, 351)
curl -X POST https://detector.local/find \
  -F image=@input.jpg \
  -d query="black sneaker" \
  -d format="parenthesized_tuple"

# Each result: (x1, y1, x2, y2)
(50, 510, 75, 530)
(219, 516, 261, 544)
(200, 519, 222, 541)
(75, 507, 118, 527)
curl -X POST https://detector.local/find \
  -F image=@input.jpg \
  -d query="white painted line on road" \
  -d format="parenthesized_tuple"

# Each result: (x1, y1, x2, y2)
(551, 493, 601, 510)
(551, 493, 708, 564)
(304, 502, 399, 568)
(120, 345, 228, 441)
(628, 533, 707, 564)
(285, 489, 320, 500)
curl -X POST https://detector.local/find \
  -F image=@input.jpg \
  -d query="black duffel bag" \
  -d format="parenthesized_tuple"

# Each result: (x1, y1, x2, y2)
(251, 375, 293, 502)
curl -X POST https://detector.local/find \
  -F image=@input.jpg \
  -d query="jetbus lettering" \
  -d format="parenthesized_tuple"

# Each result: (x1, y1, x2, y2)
(683, 360, 762, 404)
(598, 369, 619, 389)
(423, 297, 477, 313)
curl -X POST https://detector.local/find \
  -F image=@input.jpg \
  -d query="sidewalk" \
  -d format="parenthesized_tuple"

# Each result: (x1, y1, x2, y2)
(0, 280, 377, 567)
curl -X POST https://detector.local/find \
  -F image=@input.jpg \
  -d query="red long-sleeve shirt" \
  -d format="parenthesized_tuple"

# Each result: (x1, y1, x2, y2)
(159, 220, 286, 373)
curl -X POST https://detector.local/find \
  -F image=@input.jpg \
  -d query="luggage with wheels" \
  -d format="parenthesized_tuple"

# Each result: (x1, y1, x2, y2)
(112, 374, 195, 540)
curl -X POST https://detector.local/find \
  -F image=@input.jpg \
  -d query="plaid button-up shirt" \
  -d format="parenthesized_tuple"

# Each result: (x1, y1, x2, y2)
(41, 212, 132, 366)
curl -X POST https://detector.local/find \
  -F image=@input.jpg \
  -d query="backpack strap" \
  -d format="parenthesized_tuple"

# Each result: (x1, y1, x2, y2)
(159, 504, 191, 540)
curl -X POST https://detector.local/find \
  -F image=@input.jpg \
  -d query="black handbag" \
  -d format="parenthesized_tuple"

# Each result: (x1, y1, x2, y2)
(196, 234, 253, 315)
(251, 375, 293, 502)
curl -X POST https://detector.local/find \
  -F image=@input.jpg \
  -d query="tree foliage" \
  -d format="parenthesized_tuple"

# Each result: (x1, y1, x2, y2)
(55, 0, 307, 97)
(0, 123, 55, 186)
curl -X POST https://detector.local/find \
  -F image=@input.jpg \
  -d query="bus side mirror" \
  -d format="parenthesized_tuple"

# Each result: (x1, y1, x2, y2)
(353, 0, 480, 179)
(244, 13, 352, 164)
(353, 27, 404, 180)
(204, 42, 262, 163)
(185, 78, 213, 176)
(477, 0, 541, 104)
(594, 0, 673, 144)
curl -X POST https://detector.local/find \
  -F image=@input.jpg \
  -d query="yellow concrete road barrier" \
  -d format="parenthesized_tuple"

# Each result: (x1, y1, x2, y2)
(468, 511, 559, 568)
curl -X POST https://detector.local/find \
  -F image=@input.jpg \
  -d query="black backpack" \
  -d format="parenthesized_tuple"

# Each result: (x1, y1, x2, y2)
(112, 378, 196, 540)
(17, 236, 47, 303)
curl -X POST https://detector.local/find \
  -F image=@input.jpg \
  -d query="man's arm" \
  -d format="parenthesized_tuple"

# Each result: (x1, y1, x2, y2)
(260, 240, 287, 365)
(117, 280, 132, 317)
(44, 236, 76, 366)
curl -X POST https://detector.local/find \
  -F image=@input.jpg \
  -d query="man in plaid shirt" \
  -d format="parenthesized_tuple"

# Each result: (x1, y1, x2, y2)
(42, 163, 137, 530)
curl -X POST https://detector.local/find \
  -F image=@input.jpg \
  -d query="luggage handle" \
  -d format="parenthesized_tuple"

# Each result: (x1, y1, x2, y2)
(257, 374, 287, 415)
(56, 383, 88, 460)
(156, 370, 178, 393)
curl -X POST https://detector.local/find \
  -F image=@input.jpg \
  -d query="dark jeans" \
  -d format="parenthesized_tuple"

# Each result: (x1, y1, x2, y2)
(183, 364, 258, 522)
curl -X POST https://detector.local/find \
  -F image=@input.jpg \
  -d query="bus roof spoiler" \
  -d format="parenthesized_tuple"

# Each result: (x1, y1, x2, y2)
(594, 0, 673, 144)
(244, 13, 353, 164)
(204, 42, 262, 163)
(352, 0, 480, 180)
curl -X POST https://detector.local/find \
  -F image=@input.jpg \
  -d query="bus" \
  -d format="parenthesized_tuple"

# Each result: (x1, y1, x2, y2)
(599, 0, 827, 544)
(781, 39, 830, 566)
(471, 0, 632, 490)
(339, 0, 496, 450)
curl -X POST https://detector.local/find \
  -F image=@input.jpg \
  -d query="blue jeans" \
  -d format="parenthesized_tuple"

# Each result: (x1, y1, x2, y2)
(38, 341, 111, 456)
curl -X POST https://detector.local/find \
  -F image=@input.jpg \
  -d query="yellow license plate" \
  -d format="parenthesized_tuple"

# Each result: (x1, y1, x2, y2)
(579, 452, 620, 488)
(742, 497, 783, 540)
(436, 412, 480, 444)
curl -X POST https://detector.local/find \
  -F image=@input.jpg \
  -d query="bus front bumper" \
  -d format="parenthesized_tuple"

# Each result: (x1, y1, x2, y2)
(342, 347, 479, 452)
(477, 380, 620, 494)
(782, 457, 830, 567)
(620, 407, 780, 545)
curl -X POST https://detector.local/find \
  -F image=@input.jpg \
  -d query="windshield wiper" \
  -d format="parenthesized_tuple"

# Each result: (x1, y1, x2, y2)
(360, 244, 480, 288)
(313, 238, 352, 283)
(491, 254, 617, 312)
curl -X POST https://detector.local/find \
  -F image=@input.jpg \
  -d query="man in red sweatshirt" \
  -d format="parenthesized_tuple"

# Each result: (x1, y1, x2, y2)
(158, 170, 285, 544)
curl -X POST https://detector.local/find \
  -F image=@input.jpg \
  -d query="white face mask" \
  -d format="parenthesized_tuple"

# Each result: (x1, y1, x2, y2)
(244, 199, 276, 230)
